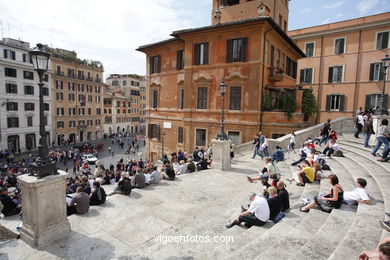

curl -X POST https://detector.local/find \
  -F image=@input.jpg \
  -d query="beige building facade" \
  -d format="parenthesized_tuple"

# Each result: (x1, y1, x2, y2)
(289, 12, 390, 122)
(49, 48, 104, 145)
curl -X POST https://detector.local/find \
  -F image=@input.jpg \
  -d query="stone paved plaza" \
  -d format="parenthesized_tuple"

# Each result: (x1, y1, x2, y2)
(0, 133, 389, 259)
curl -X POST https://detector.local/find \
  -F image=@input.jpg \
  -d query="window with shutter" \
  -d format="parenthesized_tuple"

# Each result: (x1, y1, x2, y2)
(197, 87, 207, 109)
(229, 86, 241, 110)
(178, 89, 184, 110)
(196, 129, 207, 147)
(300, 68, 313, 84)
(150, 56, 161, 73)
(178, 127, 184, 143)
(334, 38, 345, 54)
(176, 50, 184, 70)
(226, 38, 248, 63)
(305, 42, 314, 57)
(369, 63, 384, 81)
(377, 31, 389, 50)
(328, 66, 343, 83)
(152, 90, 158, 109)
(194, 42, 209, 65)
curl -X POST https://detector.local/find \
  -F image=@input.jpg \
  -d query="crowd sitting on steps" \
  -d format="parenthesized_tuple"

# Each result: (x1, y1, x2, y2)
(227, 121, 390, 238)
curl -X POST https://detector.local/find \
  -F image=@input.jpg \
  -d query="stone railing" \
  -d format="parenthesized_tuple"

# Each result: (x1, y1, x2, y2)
(234, 117, 356, 158)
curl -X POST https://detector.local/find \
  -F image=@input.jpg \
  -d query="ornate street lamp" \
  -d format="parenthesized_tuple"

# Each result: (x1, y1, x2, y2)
(29, 44, 58, 178)
(217, 81, 227, 140)
(380, 54, 390, 115)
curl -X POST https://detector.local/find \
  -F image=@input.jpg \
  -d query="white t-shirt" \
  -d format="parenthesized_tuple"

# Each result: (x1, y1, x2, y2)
(343, 188, 370, 205)
(357, 115, 364, 125)
(248, 196, 270, 222)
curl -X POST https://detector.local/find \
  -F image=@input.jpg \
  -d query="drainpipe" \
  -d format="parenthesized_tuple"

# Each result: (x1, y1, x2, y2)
(353, 30, 362, 116)
(316, 35, 324, 124)
(259, 24, 275, 131)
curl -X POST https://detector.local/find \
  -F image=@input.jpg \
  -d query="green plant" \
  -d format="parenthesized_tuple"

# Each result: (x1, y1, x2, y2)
(282, 93, 296, 120)
(302, 89, 318, 119)
(263, 95, 272, 110)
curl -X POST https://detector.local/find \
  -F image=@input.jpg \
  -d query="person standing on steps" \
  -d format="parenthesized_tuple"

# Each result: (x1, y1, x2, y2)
(319, 119, 331, 146)
(363, 113, 375, 148)
(251, 134, 261, 159)
(371, 119, 389, 157)
(354, 112, 364, 138)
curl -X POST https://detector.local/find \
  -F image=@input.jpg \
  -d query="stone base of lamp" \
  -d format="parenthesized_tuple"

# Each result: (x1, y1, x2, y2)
(212, 139, 232, 171)
(17, 170, 70, 248)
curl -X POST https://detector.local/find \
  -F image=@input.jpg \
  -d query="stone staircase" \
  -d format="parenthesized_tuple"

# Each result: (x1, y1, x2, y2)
(1, 130, 389, 259)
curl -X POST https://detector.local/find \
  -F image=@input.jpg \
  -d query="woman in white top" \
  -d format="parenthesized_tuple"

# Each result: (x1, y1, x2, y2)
(288, 132, 296, 153)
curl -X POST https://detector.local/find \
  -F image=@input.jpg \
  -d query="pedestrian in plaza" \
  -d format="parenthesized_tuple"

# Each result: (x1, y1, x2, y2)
(371, 119, 389, 157)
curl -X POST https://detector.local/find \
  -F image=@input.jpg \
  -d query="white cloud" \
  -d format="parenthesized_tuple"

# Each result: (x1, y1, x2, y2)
(0, 0, 209, 77)
(357, 0, 380, 15)
(323, 1, 345, 9)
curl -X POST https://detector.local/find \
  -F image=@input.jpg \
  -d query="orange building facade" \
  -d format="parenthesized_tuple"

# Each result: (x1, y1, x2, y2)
(289, 12, 390, 122)
(138, 0, 314, 161)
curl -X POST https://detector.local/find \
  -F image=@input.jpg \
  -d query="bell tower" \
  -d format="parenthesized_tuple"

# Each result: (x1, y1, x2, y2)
(211, 0, 290, 31)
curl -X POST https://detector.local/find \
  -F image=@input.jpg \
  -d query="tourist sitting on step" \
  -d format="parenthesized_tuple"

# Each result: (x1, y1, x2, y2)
(300, 174, 343, 213)
(271, 146, 285, 162)
(149, 166, 161, 184)
(267, 187, 282, 221)
(132, 168, 146, 188)
(89, 181, 106, 206)
(161, 164, 175, 180)
(108, 172, 132, 196)
(226, 192, 270, 229)
(277, 181, 290, 212)
(177, 160, 188, 175)
(323, 139, 341, 158)
(342, 178, 371, 205)
(0, 187, 21, 217)
(291, 144, 309, 166)
(307, 152, 325, 180)
(247, 157, 276, 184)
(371, 119, 389, 157)
(67, 186, 90, 216)
(187, 158, 196, 173)
(359, 237, 390, 260)
(288, 160, 315, 186)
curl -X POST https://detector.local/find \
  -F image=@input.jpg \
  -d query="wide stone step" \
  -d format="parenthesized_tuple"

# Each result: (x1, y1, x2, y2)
(327, 154, 385, 260)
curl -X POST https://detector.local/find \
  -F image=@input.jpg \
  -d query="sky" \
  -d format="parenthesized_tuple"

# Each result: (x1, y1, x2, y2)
(0, 0, 389, 78)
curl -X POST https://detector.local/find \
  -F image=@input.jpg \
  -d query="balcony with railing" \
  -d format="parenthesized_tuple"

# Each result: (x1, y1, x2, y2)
(268, 67, 283, 82)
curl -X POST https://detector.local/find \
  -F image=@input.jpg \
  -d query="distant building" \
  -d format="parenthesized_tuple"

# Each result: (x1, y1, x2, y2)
(289, 12, 390, 122)
(138, 0, 311, 162)
(0, 38, 53, 153)
(48, 48, 104, 145)
(105, 74, 147, 135)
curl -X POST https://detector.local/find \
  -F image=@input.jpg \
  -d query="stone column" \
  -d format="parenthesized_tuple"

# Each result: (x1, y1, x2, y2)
(212, 139, 232, 171)
(17, 170, 70, 248)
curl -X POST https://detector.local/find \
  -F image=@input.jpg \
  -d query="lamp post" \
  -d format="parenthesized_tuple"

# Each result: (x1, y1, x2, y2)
(380, 54, 390, 115)
(29, 43, 58, 178)
(217, 82, 227, 140)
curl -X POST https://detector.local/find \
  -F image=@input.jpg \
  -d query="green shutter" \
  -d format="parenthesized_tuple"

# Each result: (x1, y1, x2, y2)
(300, 69, 304, 83)
(157, 56, 161, 73)
(149, 56, 153, 73)
(226, 39, 232, 63)
(328, 67, 333, 83)
(385, 94, 389, 110)
(369, 64, 375, 81)
(242, 37, 248, 62)
(365, 95, 371, 110)
(176, 51, 181, 70)
(326, 95, 331, 111)
(194, 44, 200, 65)
(203, 43, 209, 65)
(339, 95, 345, 111)
(379, 64, 385, 81)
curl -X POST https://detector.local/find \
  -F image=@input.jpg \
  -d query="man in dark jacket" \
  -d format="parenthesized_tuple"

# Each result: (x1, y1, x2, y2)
(267, 187, 282, 221)
(89, 182, 106, 206)
(0, 188, 20, 216)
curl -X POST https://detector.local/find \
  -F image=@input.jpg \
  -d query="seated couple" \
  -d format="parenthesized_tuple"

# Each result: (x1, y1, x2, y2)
(226, 187, 283, 229)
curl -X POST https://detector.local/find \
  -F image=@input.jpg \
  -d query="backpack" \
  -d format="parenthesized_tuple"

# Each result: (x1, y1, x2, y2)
(122, 178, 132, 195)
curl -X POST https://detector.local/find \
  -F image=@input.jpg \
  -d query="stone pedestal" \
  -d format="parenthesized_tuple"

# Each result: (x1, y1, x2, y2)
(17, 170, 70, 248)
(212, 139, 232, 171)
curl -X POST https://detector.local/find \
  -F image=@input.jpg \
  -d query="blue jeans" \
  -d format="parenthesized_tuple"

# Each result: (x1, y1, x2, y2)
(252, 147, 261, 159)
(319, 135, 328, 145)
(372, 136, 389, 156)
(364, 133, 371, 148)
